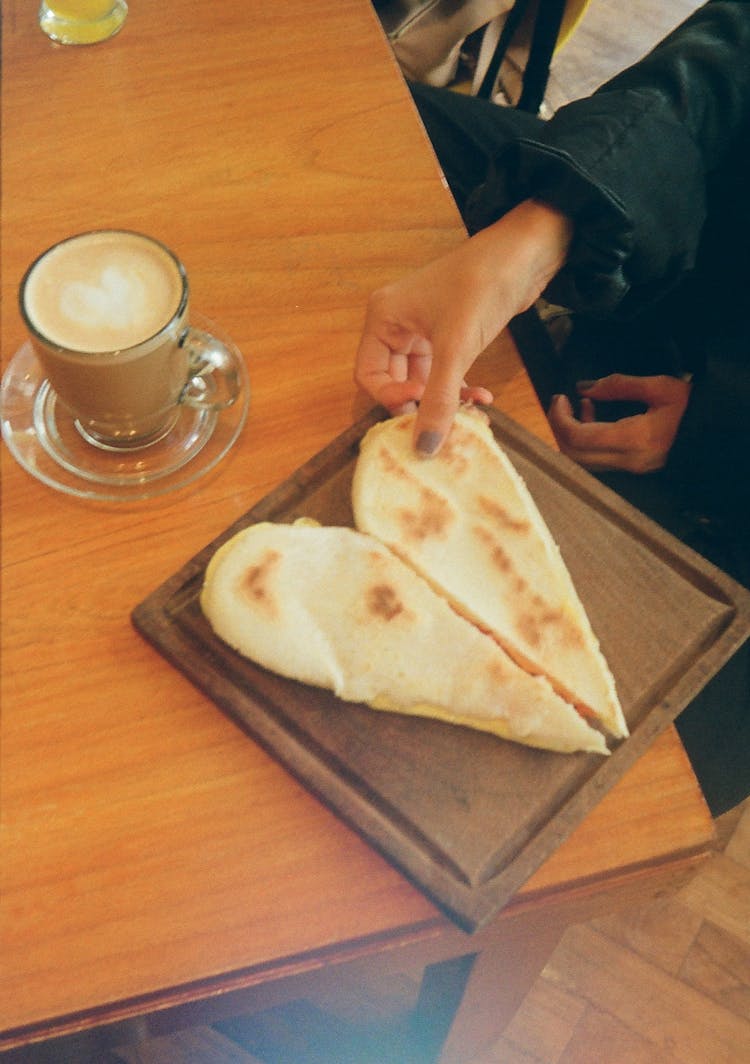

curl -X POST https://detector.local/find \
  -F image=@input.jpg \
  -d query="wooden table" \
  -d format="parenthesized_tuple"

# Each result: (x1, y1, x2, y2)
(0, 2, 715, 1061)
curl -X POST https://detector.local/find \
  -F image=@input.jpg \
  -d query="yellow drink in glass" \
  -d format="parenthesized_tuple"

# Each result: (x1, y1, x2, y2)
(39, 1, 128, 45)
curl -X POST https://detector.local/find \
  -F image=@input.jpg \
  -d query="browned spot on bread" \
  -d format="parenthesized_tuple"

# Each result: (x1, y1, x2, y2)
(473, 524, 585, 654)
(367, 583, 406, 622)
(517, 607, 560, 649)
(486, 659, 509, 685)
(478, 495, 530, 534)
(435, 430, 470, 477)
(473, 525, 514, 577)
(398, 485, 452, 542)
(239, 549, 281, 615)
(379, 447, 408, 480)
(517, 595, 585, 652)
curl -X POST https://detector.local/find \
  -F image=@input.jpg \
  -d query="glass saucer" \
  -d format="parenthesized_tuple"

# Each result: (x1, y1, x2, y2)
(1, 314, 250, 502)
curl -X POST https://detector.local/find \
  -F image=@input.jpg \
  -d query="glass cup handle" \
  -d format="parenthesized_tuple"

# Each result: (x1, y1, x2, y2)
(179, 327, 243, 411)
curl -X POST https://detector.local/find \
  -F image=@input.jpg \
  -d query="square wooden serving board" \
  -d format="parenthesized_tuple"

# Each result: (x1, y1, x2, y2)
(132, 408, 750, 930)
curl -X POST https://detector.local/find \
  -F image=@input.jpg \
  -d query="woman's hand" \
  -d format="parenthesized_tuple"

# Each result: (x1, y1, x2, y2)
(548, 373, 692, 473)
(354, 200, 573, 453)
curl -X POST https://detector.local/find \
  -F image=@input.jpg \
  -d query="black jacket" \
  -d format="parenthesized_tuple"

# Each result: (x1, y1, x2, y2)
(467, 0, 750, 336)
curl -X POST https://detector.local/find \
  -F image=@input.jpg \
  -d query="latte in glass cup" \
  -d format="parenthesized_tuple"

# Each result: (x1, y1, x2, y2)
(20, 230, 191, 447)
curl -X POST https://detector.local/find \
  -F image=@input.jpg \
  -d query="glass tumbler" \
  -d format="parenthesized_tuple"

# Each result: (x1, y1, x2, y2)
(39, 1, 128, 45)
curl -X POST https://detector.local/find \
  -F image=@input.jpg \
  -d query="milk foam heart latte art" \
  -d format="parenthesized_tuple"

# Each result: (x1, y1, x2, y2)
(17, 230, 244, 453)
(60, 267, 148, 338)
(23, 230, 184, 354)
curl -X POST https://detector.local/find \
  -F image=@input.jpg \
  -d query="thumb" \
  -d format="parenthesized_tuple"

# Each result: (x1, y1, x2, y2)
(577, 373, 663, 405)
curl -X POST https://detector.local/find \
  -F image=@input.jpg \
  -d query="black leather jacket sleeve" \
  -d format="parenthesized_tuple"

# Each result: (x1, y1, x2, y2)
(466, 1, 750, 318)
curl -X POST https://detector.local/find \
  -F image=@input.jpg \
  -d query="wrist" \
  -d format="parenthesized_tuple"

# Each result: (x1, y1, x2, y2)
(509, 198, 573, 291)
(475, 199, 572, 306)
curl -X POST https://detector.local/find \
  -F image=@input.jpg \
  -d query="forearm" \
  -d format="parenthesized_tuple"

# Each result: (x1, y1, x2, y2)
(467, 1, 750, 317)
(480, 199, 573, 305)
(456, 199, 573, 338)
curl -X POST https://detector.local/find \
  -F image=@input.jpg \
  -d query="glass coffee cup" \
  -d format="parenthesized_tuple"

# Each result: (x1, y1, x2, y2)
(19, 230, 243, 452)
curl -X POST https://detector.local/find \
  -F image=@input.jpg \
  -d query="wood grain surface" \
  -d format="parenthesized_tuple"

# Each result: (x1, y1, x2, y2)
(0, 0, 715, 1057)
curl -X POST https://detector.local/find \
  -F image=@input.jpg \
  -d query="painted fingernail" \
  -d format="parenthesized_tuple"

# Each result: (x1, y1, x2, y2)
(416, 430, 442, 455)
(576, 379, 597, 391)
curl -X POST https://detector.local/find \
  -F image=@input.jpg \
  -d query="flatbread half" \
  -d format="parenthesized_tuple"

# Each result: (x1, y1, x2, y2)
(352, 407, 627, 739)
